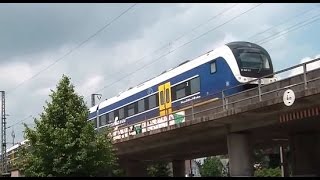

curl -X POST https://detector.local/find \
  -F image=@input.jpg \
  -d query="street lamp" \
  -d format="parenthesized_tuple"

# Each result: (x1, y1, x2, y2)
(91, 93, 102, 107)
(90, 94, 103, 133)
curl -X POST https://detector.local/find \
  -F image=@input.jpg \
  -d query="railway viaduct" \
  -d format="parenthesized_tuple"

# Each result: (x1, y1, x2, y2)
(112, 58, 320, 177)
(5, 58, 320, 177)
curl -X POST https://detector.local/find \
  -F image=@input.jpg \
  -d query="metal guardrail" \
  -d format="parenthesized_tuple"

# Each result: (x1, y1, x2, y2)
(0, 158, 18, 174)
(108, 58, 320, 141)
(1, 161, 19, 173)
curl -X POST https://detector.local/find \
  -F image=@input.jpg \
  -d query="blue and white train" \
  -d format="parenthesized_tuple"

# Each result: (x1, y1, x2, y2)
(88, 41, 277, 129)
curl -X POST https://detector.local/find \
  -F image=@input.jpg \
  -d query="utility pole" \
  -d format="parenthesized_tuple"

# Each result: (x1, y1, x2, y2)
(91, 94, 102, 133)
(91, 93, 102, 107)
(0, 91, 8, 176)
(280, 146, 285, 177)
(11, 128, 15, 146)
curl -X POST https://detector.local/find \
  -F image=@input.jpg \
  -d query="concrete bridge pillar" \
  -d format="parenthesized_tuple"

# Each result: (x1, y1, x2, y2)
(227, 132, 253, 176)
(289, 132, 320, 176)
(172, 160, 186, 177)
(119, 159, 148, 177)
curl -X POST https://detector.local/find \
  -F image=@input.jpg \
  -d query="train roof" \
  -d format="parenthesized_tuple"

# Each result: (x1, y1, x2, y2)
(3, 140, 29, 154)
(89, 41, 255, 113)
(226, 41, 269, 53)
(6, 144, 20, 153)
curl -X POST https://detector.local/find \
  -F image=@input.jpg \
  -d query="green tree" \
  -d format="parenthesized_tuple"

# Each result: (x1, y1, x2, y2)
(18, 75, 118, 177)
(147, 161, 171, 177)
(199, 157, 224, 177)
(253, 148, 283, 177)
(254, 167, 281, 177)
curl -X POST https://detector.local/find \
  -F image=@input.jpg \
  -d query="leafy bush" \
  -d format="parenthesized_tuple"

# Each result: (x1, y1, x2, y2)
(254, 167, 281, 177)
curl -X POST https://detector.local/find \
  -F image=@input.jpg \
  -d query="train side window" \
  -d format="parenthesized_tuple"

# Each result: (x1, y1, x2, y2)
(149, 94, 157, 109)
(175, 83, 187, 99)
(93, 119, 97, 128)
(160, 91, 164, 105)
(114, 110, 119, 121)
(176, 88, 186, 99)
(105, 113, 109, 124)
(134, 102, 138, 115)
(99, 114, 107, 126)
(171, 87, 176, 101)
(128, 103, 135, 117)
(190, 77, 200, 94)
(145, 97, 149, 110)
(98, 116, 102, 126)
(124, 106, 128, 118)
(108, 112, 114, 123)
(138, 99, 145, 113)
(210, 62, 217, 74)
(119, 108, 125, 120)
(156, 93, 159, 106)
(166, 89, 170, 103)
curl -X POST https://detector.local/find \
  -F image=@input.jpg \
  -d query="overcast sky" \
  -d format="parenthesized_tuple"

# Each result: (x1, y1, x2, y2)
(1, 3, 320, 147)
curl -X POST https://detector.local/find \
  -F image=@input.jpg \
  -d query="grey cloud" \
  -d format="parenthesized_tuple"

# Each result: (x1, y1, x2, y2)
(0, 3, 186, 63)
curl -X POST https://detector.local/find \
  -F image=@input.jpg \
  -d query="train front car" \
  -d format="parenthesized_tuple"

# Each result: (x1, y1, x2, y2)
(226, 41, 277, 90)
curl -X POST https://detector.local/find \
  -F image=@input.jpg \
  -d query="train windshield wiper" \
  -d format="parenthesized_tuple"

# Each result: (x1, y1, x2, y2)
(257, 63, 263, 74)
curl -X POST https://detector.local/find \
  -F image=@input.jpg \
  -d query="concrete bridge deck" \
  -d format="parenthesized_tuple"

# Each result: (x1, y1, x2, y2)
(114, 64, 320, 160)
(111, 58, 320, 176)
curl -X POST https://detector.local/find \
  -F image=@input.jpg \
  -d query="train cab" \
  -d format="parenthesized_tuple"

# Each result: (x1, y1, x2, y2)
(226, 41, 277, 88)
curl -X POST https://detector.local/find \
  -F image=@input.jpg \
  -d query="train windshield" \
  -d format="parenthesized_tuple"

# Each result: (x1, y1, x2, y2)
(226, 41, 274, 78)
(238, 51, 270, 70)
(232, 46, 273, 77)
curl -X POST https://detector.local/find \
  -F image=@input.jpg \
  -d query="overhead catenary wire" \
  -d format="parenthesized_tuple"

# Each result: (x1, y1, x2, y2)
(248, 5, 320, 41)
(79, 3, 240, 95)
(6, 3, 137, 96)
(256, 13, 320, 45)
(88, 3, 263, 98)
(6, 115, 33, 129)
(172, 3, 239, 43)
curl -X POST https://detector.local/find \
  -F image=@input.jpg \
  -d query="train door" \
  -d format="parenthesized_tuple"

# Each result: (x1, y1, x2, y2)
(158, 82, 172, 116)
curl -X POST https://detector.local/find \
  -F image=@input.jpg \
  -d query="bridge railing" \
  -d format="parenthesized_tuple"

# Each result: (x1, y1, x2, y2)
(0, 156, 18, 174)
(108, 58, 320, 141)
(222, 57, 320, 109)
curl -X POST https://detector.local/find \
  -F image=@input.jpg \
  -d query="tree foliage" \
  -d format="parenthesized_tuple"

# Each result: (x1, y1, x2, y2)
(199, 157, 224, 177)
(18, 75, 118, 177)
(147, 161, 171, 177)
(254, 167, 281, 177)
(253, 148, 282, 177)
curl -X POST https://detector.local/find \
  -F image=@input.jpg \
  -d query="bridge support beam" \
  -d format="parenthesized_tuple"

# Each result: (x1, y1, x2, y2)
(172, 160, 186, 177)
(227, 132, 253, 176)
(289, 132, 320, 176)
(119, 159, 148, 177)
